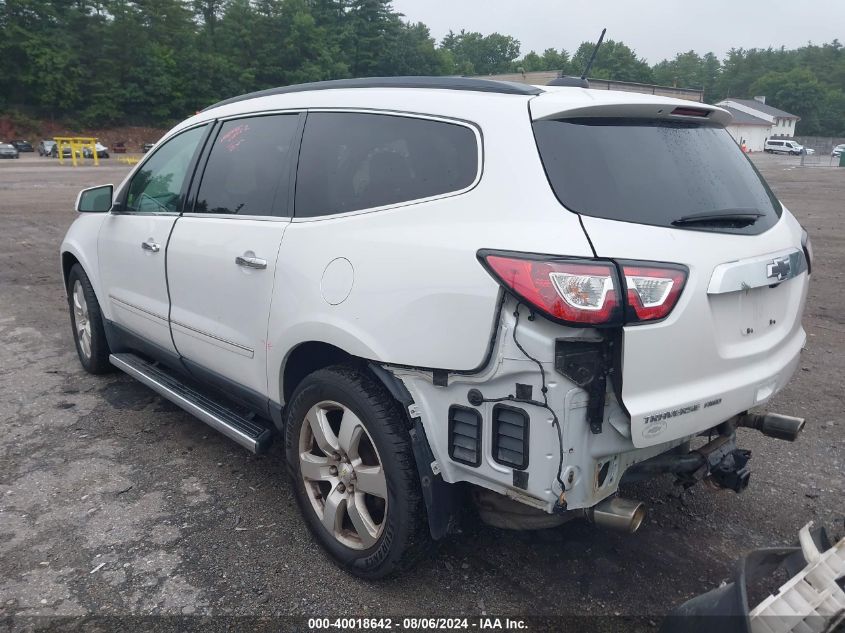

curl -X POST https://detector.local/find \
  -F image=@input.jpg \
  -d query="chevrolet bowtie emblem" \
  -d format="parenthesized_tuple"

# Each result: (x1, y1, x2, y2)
(767, 256, 791, 281)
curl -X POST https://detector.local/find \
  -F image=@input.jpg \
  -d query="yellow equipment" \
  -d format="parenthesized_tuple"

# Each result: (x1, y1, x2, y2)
(53, 137, 101, 166)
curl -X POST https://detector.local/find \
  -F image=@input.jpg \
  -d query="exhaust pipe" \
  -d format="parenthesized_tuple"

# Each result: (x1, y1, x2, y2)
(587, 496, 646, 533)
(737, 412, 805, 442)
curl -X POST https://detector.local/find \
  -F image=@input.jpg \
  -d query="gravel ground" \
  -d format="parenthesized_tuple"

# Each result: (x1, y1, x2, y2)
(0, 152, 842, 628)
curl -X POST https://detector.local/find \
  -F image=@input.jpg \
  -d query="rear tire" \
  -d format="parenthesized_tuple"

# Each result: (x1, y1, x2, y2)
(284, 364, 430, 579)
(67, 264, 112, 374)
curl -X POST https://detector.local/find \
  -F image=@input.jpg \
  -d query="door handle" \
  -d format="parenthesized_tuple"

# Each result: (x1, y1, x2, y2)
(141, 240, 160, 253)
(235, 254, 267, 270)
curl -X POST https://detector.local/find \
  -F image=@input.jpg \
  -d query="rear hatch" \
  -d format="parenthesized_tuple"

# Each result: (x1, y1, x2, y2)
(530, 94, 809, 447)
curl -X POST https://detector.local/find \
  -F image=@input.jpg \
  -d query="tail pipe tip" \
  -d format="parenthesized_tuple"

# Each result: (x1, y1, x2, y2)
(738, 412, 806, 442)
(587, 496, 647, 534)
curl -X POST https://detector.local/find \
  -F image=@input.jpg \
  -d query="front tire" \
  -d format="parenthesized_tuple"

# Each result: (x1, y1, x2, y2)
(284, 364, 430, 579)
(67, 264, 112, 374)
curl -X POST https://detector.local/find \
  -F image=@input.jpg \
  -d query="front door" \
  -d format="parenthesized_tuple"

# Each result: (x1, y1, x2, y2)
(98, 124, 208, 355)
(166, 114, 301, 403)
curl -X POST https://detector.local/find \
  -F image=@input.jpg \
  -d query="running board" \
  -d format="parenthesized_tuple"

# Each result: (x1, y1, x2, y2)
(109, 353, 273, 453)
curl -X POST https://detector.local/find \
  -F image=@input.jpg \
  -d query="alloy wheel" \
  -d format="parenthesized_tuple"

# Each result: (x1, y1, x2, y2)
(72, 280, 92, 359)
(298, 400, 388, 550)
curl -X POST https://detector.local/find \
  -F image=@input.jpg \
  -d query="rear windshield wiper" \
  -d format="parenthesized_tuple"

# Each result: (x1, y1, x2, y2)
(671, 210, 764, 227)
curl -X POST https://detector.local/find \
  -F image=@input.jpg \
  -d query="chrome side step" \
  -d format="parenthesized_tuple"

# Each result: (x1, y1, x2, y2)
(109, 353, 273, 453)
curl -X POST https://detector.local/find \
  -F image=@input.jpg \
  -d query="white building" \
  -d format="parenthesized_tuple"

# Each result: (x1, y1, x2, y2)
(717, 96, 801, 152)
(718, 105, 772, 152)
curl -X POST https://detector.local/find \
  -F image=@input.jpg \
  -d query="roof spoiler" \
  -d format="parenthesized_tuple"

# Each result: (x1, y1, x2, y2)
(531, 101, 733, 126)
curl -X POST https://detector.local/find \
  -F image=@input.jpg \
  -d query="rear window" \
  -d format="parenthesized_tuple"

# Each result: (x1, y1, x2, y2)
(533, 118, 782, 234)
(295, 112, 478, 218)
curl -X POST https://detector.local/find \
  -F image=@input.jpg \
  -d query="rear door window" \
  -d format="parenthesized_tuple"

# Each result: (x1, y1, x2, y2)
(294, 112, 479, 218)
(194, 114, 300, 216)
(533, 118, 782, 234)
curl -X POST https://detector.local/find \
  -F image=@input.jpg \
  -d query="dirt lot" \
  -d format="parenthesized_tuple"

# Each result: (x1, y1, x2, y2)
(0, 152, 842, 627)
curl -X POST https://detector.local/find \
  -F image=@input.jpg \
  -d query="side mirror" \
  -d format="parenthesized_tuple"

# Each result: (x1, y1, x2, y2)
(75, 184, 113, 213)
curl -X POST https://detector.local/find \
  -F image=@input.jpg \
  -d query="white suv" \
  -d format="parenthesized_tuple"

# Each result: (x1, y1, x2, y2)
(61, 77, 812, 578)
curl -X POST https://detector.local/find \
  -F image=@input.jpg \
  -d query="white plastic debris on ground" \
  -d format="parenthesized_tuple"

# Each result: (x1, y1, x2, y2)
(750, 522, 845, 633)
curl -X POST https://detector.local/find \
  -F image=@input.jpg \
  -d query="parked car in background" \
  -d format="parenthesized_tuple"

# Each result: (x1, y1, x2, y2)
(10, 140, 33, 152)
(832, 144, 845, 158)
(53, 145, 84, 159)
(0, 143, 20, 159)
(142, 142, 155, 153)
(38, 140, 56, 156)
(764, 139, 804, 155)
(82, 142, 109, 158)
(112, 142, 127, 154)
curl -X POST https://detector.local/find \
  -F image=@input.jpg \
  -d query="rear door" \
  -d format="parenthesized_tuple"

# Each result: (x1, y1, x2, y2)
(531, 112, 809, 447)
(98, 124, 208, 354)
(166, 113, 302, 407)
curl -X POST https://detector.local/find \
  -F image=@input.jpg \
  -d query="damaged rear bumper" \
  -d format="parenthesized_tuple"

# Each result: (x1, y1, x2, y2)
(662, 522, 845, 633)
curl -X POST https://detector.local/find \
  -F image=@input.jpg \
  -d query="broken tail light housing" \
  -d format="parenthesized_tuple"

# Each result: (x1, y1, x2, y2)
(479, 251, 623, 326)
(479, 251, 687, 326)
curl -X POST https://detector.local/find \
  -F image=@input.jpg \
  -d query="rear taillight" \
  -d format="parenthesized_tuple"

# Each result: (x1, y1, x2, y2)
(481, 252, 623, 326)
(479, 251, 687, 326)
(621, 264, 687, 323)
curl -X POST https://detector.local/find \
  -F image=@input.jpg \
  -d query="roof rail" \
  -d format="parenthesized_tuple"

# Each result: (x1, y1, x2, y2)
(202, 76, 544, 112)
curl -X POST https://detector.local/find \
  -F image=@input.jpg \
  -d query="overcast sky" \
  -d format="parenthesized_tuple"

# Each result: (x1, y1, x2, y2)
(391, 0, 845, 64)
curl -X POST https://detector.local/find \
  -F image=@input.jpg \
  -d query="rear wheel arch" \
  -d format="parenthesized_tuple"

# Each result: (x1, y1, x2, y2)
(279, 344, 461, 543)
(282, 341, 352, 405)
(280, 342, 414, 417)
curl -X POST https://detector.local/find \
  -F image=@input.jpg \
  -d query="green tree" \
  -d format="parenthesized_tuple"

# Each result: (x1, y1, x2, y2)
(515, 47, 571, 74)
(571, 39, 652, 83)
(518, 51, 543, 72)
(653, 51, 702, 87)
(3, 0, 844, 134)
(541, 48, 571, 74)
(700, 52, 721, 102)
(0, 0, 83, 115)
(382, 22, 450, 76)
(750, 68, 829, 135)
(347, 0, 396, 76)
(651, 51, 722, 101)
(441, 30, 520, 75)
